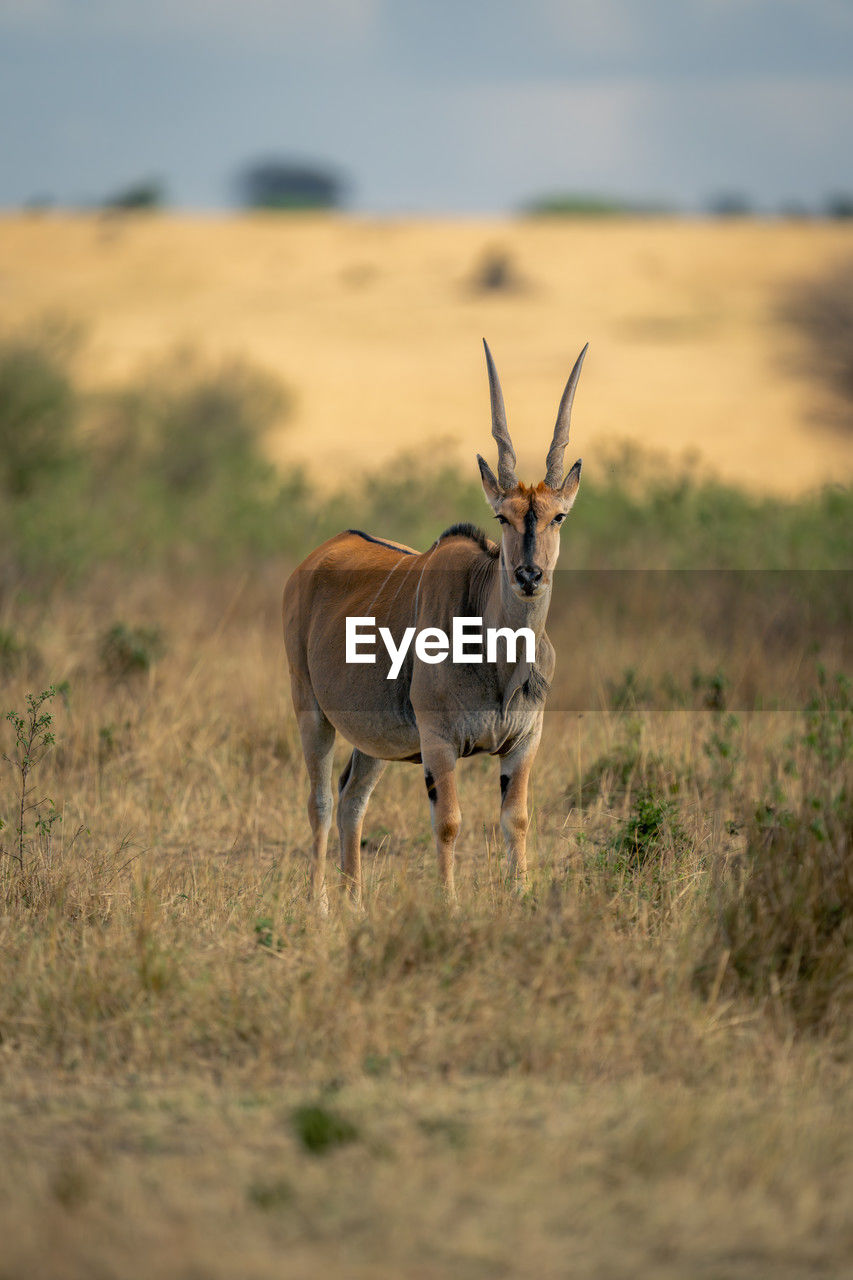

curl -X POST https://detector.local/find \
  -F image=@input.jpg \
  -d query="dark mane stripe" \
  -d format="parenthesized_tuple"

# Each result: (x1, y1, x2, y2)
(434, 522, 499, 558)
(345, 529, 416, 554)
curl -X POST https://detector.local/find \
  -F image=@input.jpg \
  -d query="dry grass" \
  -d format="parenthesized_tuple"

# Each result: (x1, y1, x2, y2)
(1, 568, 850, 1278)
(1, 210, 850, 1275)
(2, 1073, 849, 1280)
(2, 213, 853, 495)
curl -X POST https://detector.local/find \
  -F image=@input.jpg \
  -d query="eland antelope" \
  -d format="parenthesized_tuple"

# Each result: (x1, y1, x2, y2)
(283, 341, 587, 906)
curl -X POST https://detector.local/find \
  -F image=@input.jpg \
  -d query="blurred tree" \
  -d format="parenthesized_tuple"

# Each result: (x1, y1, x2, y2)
(824, 193, 853, 220)
(780, 259, 853, 432)
(777, 199, 813, 221)
(235, 159, 345, 211)
(102, 178, 166, 211)
(706, 191, 753, 217)
(23, 194, 54, 214)
(520, 192, 674, 218)
(521, 192, 631, 218)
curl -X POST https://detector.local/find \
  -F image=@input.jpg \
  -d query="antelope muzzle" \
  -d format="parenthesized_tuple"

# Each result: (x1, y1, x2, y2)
(514, 564, 543, 596)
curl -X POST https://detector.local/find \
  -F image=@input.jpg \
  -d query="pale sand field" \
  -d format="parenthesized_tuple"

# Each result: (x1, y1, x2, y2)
(2, 212, 852, 494)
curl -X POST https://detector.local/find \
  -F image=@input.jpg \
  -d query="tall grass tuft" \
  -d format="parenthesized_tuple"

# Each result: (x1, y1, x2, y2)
(703, 669, 852, 1034)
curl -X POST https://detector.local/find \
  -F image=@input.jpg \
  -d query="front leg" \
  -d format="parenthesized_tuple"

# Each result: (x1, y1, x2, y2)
(498, 731, 542, 886)
(420, 737, 461, 902)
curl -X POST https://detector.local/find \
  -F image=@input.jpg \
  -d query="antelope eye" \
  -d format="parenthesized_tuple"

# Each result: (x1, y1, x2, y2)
(496, 514, 509, 525)
(552, 513, 566, 526)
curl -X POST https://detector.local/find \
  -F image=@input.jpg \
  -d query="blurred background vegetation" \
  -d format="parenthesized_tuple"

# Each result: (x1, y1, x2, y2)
(0, 316, 850, 582)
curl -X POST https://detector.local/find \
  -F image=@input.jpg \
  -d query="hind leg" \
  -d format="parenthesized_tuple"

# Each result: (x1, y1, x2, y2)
(293, 687, 336, 913)
(337, 749, 387, 904)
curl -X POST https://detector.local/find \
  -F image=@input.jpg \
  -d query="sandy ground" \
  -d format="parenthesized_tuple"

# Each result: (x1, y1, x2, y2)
(1, 211, 852, 493)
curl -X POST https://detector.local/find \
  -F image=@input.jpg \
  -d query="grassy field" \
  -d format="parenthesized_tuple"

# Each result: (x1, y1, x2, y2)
(0, 215, 851, 1278)
(1, 570, 850, 1278)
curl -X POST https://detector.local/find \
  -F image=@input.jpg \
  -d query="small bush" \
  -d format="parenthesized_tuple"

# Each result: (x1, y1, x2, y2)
(577, 723, 678, 809)
(578, 736, 641, 806)
(254, 917, 284, 951)
(608, 667, 654, 712)
(247, 1177, 294, 1210)
(692, 668, 728, 711)
(702, 712, 742, 793)
(610, 783, 685, 872)
(0, 628, 42, 679)
(290, 1104, 359, 1155)
(418, 1116, 468, 1148)
(468, 246, 526, 294)
(99, 623, 164, 677)
(95, 351, 288, 493)
(0, 629, 22, 673)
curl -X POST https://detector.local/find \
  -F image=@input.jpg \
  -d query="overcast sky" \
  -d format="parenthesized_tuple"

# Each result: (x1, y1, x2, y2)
(1, 0, 851, 213)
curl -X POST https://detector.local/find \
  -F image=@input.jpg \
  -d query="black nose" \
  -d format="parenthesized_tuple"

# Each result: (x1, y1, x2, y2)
(514, 565, 543, 594)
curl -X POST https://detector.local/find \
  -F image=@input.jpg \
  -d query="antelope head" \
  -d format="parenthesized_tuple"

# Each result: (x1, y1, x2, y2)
(477, 340, 587, 600)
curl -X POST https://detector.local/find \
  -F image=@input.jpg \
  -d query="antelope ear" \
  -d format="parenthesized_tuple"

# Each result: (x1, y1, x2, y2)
(558, 458, 582, 510)
(477, 454, 503, 511)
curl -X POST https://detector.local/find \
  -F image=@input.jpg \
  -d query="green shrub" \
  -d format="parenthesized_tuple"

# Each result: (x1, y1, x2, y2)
(290, 1104, 359, 1154)
(94, 350, 287, 493)
(607, 667, 654, 712)
(702, 712, 742, 793)
(576, 721, 681, 811)
(0, 329, 851, 575)
(247, 1177, 294, 1210)
(610, 782, 686, 872)
(352, 451, 486, 552)
(578, 734, 642, 806)
(99, 623, 165, 677)
(0, 628, 26, 675)
(692, 668, 728, 711)
(253, 917, 284, 952)
(0, 628, 42, 678)
(0, 327, 77, 495)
